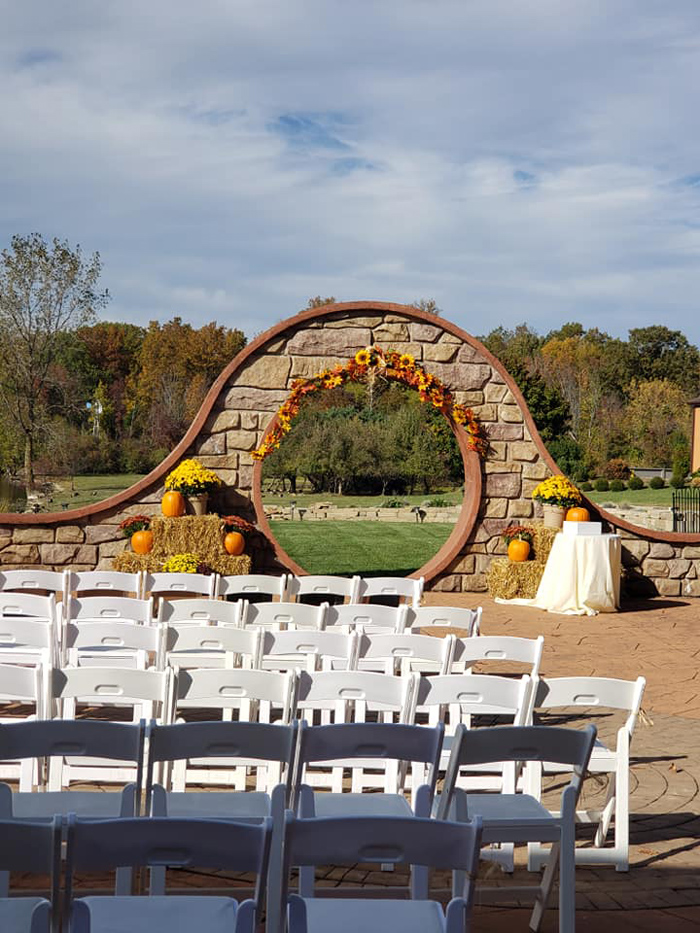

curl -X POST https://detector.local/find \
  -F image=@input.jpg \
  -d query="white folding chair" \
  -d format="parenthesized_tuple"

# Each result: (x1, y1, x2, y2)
(325, 603, 407, 634)
(0, 569, 64, 600)
(0, 662, 47, 784)
(279, 813, 482, 933)
(64, 815, 272, 933)
(357, 575, 424, 609)
(406, 605, 482, 636)
(262, 629, 359, 672)
(64, 570, 142, 602)
(0, 593, 59, 667)
(356, 632, 456, 675)
(0, 816, 61, 933)
(528, 675, 647, 872)
(62, 597, 156, 664)
(285, 575, 361, 606)
(142, 572, 217, 601)
(452, 634, 544, 682)
(164, 623, 263, 670)
(0, 719, 146, 819)
(64, 621, 165, 670)
(157, 596, 243, 627)
(438, 724, 597, 933)
(217, 573, 287, 603)
(242, 601, 327, 632)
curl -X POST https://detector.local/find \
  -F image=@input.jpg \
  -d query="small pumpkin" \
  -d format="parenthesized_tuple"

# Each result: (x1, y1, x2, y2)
(507, 539, 530, 562)
(162, 490, 186, 517)
(224, 531, 245, 556)
(566, 506, 590, 522)
(131, 529, 154, 555)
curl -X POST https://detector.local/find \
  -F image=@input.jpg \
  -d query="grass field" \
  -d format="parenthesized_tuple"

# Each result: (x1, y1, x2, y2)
(585, 487, 674, 508)
(47, 474, 146, 509)
(261, 489, 462, 510)
(269, 520, 455, 575)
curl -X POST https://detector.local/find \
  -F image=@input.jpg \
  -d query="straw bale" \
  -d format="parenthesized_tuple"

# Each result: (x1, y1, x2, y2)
(487, 557, 544, 600)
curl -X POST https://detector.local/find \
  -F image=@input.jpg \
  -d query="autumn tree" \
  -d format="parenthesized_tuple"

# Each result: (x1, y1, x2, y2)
(624, 380, 691, 468)
(0, 234, 109, 492)
(412, 298, 441, 315)
(303, 296, 337, 310)
(625, 326, 700, 396)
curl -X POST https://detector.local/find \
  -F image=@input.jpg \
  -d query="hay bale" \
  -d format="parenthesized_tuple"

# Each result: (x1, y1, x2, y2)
(113, 550, 252, 576)
(531, 523, 558, 564)
(487, 557, 545, 600)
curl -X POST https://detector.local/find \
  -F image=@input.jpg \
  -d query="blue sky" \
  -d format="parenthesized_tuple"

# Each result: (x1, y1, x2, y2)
(2, 1, 700, 345)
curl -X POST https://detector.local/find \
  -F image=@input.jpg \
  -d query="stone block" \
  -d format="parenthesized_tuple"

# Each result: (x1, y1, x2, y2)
(286, 328, 372, 357)
(56, 526, 85, 543)
(508, 500, 534, 518)
(438, 332, 461, 344)
(13, 527, 55, 543)
(208, 409, 240, 433)
(655, 578, 681, 596)
(423, 343, 458, 362)
(485, 473, 521, 498)
(621, 538, 650, 561)
(499, 405, 524, 424)
(290, 356, 345, 379)
(484, 383, 508, 403)
(522, 478, 542, 498)
(85, 525, 122, 544)
(484, 498, 508, 518)
(668, 559, 691, 579)
(240, 413, 258, 431)
(487, 441, 507, 461)
(509, 442, 538, 463)
(325, 315, 383, 328)
(453, 555, 476, 574)
(432, 574, 462, 592)
(682, 546, 700, 559)
(238, 354, 292, 388)
(649, 543, 676, 559)
(0, 544, 40, 563)
(457, 345, 485, 364)
(642, 558, 669, 577)
(39, 544, 81, 565)
(225, 430, 258, 452)
(409, 323, 442, 342)
(521, 461, 550, 480)
(682, 578, 700, 596)
(216, 469, 239, 487)
(238, 465, 254, 490)
(382, 342, 423, 359)
(197, 433, 226, 456)
(487, 423, 524, 441)
(225, 387, 287, 411)
(441, 362, 492, 391)
(453, 391, 484, 406)
(372, 322, 410, 343)
(97, 540, 129, 558)
(472, 403, 498, 422)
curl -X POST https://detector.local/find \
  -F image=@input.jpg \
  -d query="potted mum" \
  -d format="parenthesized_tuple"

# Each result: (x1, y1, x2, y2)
(164, 458, 223, 516)
(502, 524, 534, 562)
(531, 475, 583, 529)
(221, 515, 256, 556)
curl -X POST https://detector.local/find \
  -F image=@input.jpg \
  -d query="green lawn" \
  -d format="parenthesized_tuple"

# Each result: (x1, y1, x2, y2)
(261, 489, 462, 510)
(48, 474, 146, 509)
(585, 487, 674, 508)
(269, 520, 455, 576)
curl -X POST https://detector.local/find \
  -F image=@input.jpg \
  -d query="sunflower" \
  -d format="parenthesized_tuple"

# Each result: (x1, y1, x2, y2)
(398, 353, 415, 369)
(355, 348, 371, 366)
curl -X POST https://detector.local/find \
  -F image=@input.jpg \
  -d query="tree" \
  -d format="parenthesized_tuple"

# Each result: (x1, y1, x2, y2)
(412, 298, 441, 315)
(0, 234, 109, 492)
(625, 326, 700, 396)
(303, 296, 337, 310)
(624, 379, 691, 468)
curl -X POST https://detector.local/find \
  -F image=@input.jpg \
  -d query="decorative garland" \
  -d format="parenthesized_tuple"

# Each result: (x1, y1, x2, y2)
(251, 345, 488, 461)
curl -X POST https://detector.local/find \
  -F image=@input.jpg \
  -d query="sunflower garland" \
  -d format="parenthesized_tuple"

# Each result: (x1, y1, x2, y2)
(251, 345, 488, 461)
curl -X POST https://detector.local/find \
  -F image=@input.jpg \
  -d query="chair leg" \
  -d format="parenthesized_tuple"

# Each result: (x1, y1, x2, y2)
(593, 777, 615, 847)
(614, 764, 629, 872)
(529, 841, 558, 932)
(559, 807, 576, 933)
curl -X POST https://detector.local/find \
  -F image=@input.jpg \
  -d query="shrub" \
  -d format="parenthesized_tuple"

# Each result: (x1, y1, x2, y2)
(424, 497, 451, 507)
(670, 474, 687, 489)
(628, 475, 644, 490)
(649, 476, 665, 489)
(382, 498, 408, 508)
(610, 479, 626, 491)
(603, 458, 631, 480)
(594, 478, 610, 492)
(581, 481, 594, 492)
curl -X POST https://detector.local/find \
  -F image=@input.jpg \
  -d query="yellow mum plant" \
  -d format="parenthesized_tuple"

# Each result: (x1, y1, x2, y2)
(164, 458, 223, 496)
(531, 475, 583, 509)
(162, 553, 205, 574)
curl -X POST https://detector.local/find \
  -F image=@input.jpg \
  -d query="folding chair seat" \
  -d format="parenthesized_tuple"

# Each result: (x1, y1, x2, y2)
(142, 571, 218, 601)
(0, 593, 59, 667)
(0, 816, 61, 933)
(357, 575, 424, 609)
(242, 601, 327, 631)
(405, 604, 482, 636)
(63, 570, 142, 602)
(438, 724, 596, 933)
(218, 572, 287, 603)
(286, 574, 361, 606)
(278, 813, 482, 933)
(0, 719, 145, 819)
(325, 602, 407, 634)
(261, 629, 359, 672)
(64, 815, 272, 933)
(295, 670, 418, 793)
(528, 676, 646, 872)
(356, 631, 456, 675)
(157, 596, 242, 627)
(64, 620, 165, 670)
(165, 623, 263, 669)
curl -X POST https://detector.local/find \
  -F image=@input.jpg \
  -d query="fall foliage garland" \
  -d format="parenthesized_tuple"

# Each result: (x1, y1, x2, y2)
(251, 345, 488, 461)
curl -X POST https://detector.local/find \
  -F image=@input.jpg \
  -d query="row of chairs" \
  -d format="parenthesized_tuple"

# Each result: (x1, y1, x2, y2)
(0, 569, 427, 609)
(1, 717, 598, 933)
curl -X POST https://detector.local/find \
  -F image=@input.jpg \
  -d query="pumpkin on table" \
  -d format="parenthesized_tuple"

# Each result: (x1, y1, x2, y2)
(566, 506, 591, 522)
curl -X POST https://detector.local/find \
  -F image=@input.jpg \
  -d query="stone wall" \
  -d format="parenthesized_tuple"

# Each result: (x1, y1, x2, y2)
(2, 301, 700, 596)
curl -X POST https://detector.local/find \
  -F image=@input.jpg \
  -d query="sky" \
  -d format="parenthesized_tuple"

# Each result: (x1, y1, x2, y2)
(1, 1, 700, 346)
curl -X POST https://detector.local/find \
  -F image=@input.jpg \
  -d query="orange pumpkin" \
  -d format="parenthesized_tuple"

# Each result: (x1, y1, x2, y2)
(131, 529, 154, 555)
(507, 539, 530, 562)
(566, 506, 590, 522)
(162, 490, 186, 517)
(224, 531, 245, 556)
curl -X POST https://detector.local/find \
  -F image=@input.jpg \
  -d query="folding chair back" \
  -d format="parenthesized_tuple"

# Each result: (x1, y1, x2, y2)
(357, 632, 455, 675)
(405, 604, 482, 636)
(0, 569, 64, 600)
(262, 629, 359, 672)
(176, 667, 297, 725)
(357, 575, 424, 608)
(286, 575, 361, 605)
(0, 662, 45, 718)
(0, 816, 61, 933)
(143, 572, 217, 600)
(217, 573, 287, 602)
(453, 635, 544, 678)
(158, 597, 242, 627)
(52, 665, 175, 724)
(65, 596, 154, 625)
(325, 603, 407, 634)
(0, 616, 57, 668)
(242, 601, 327, 631)
(165, 623, 263, 669)
(64, 570, 142, 601)
(64, 621, 165, 669)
